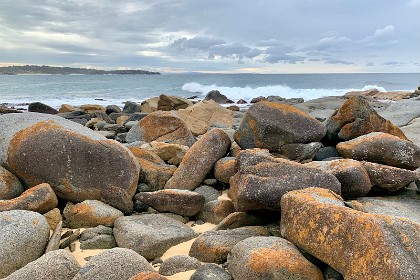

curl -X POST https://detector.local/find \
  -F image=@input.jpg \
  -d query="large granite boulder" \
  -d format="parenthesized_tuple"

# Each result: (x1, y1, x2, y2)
(0, 210, 50, 278)
(0, 183, 58, 213)
(234, 101, 326, 151)
(0, 113, 140, 213)
(0, 166, 25, 199)
(165, 129, 231, 191)
(379, 98, 420, 126)
(157, 94, 193, 111)
(336, 132, 420, 170)
(204, 90, 233, 104)
(176, 100, 233, 136)
(114, 214, 197, 260)
(4, 250, 80, 280)
(140, 141, 189, 166)
(280, 188, 420, 280)
(326, 96, 407, 143)
(227, 236, 323, 280)
(126, 111, 195, 147)
(229, 149, 341, 211)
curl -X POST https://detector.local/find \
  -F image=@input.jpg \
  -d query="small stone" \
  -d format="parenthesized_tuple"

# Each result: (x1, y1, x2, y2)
(190, 263, 233, 280)
(194, 185, 221, 203)
(203, 178, 218, 185)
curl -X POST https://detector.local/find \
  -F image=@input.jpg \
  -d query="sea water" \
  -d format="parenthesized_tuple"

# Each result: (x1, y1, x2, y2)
(0, 73, 418, 109)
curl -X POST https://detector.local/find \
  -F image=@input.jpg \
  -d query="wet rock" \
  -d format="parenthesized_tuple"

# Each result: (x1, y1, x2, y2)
(4, 250, 80, 280)
(190, 264, 233, 280)
(72, 248, 154, 280)
(0, 113, 140, 213)
(157, 94, 193, 111)
(326, 96, 407, 143)
(227, 236, 323, 280)
(28, 102, 58, 114)
(0, 183, 58, 213)
(135, 189, 205, 217)
(80, 225, 117, 250)
(189, 226, 270, 264)
(280, 187, 420, 280)
(165, 129, 231, 191)
(140, 141, 189, 166)
(195, 199, 236, 224)
(0, 210, 50, 278)
(176, 100, 233, 136)
(63, 200, 123, 228)
(204, 90, 234, 104)
(214, 157, 236, 184)
(123, 101, 142, 113)
(0, 165, 24, 199)
(234, 101, 326, 151)
(114, 214, 197, 260)
(159, 255, 201, 276)
(230, 149, 341, 211)
(126, 111, 195, 147)
(336, 132, 420, 170)
(279, 142, 322, 162)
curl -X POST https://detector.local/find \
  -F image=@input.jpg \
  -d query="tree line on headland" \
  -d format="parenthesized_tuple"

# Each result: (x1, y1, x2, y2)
(0, 65, 160, 75)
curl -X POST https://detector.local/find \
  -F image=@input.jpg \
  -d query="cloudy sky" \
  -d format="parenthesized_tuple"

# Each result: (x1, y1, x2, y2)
(0, 0, 419, 73)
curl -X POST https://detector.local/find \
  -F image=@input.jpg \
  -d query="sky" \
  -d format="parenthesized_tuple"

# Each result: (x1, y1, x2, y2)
(0, 0, 419, 73)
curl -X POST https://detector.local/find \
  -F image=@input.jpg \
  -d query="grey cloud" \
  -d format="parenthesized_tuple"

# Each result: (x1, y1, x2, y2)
(366, 62, 375, 66)
(208, 43, 262, 62)
(325, 59, 354, 65)
(171, 37, 226, 50)
(383, 61, 405, 66)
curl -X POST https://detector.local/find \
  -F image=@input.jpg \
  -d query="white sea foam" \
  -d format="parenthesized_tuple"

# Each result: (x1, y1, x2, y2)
(181, 82, 388, 102)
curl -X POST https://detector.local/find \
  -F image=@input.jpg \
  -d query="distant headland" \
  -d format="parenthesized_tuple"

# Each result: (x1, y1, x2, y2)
(0, 65, 160, 75)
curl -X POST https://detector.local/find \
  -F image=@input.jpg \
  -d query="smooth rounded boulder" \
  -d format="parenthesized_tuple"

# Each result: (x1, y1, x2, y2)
(234, 101, 327, 151)
(0, 166, 24, 199)
(0, 113, 140, 213)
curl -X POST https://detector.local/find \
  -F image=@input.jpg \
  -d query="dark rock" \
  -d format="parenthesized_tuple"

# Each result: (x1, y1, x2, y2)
(194, 185, 221, 203)
(159, 255, 201, 276)
(227, 105, 240, 111)
(195, 199, 236, 224)
(57, 110, 91, 121)
(91, 111, 115, 124)
(314, 146, 340, 161)
(126, 112, 148, 122)
(204, 90, 233, 104)
(250, 96, 266, 103)
(123, 101, 142, 113)
(0, 165, 24, 199)
(279, 142, 322, 162)
(157, 94, 193, 111)
(323, 266, 344, 280)
(28, 102, 58, 114)
(59, 229, 80, 249)
(214, 211, 276, 230)
(236, 99, 247, 104)
(191, 264, 233, 280)
(109, 112, 128, 121)
(80, 225, 117, 250)
(105, 105, 121, 115)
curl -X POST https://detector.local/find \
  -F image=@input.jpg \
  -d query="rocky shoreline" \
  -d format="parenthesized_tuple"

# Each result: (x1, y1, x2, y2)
(0, 88, 419, 279)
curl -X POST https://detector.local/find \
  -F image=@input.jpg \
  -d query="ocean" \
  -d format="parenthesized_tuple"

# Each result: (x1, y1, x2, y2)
(0, 73, 418, 109)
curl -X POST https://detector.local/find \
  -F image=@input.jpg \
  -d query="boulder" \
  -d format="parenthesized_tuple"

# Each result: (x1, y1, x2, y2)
(325, 96, 407, 143)
(194, 185, 221, 203)
(58, 104, 77, 113)
(279, 142, 322, 162)
(57, 110, 91, 125)
(79, 104, 106, 114)
(280, 188, 420, 280)
(123, 101, 142, 113)
(195, 199, 236, 224)
(305, 159, 372, 198)
(191, 264, 233, 280)
(229, 149, 341, 211)
(63, 200, 123, 228)
(401, 116, 420, 147)
(234, 101, 326, 151)
(0, 165, 24, 199)
(0, 210, 50, 278)
(227, 236, 323, 280)
(159, 255, 201, 276)
(105, 104, 121, 114)
(135, 189, 205, 216)
(114, 214, 197, 260)
(165, 129, 231, 191)
(28, 102, 58, 114)
(4, 250, 80, 280)
(140, 141, 189, 166)
(157, 94, 193, 111)
(204, 90, 233, 104)
(0, 183, 58, 213)
(214, 157, 236, 184)
(314, 146, 341, 161)
(43, 207, 62, 230)
(140, 97, 159, 113)
(72, 248, 154, 280)
(126, 111, 195, 147)
(344, 88, 416, 101)
(129, 147, 177, 191)
(189, 226, 270, 264)
(130, 272, 169, 280)
(336, 132, 420, 170)
(80, 225, 117, 250)
(176, 100, 233, 136)
(214, 211, 274, 230)
(0, 113, 140, 213)
(379, 98, 420, 126)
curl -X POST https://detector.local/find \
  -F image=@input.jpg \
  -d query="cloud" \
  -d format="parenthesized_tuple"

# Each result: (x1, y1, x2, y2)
(366, 62, 374, 66)
(407, 0, 420, 7)
(311, 36, 352, 51)
(383, 61, 404, 66)
(171, 37, 225, 50)
(261, 45, 304, 64)
(324, 59, 354, 65)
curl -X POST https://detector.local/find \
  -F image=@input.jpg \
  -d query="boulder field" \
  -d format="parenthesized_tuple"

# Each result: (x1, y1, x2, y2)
(0, 93, 419, 279)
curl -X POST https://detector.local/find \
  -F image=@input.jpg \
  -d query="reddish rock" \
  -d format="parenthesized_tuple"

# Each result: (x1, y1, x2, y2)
(214, 157, 236, 184)
(0, 165, 24, 199)
(0, 183, 57, 214)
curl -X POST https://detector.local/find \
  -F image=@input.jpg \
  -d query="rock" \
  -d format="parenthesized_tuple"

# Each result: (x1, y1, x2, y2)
(0, 210, 50, 278)
(126, 112, 149, 122)
(227, 236, 324, 280)
(203, 178, 218, 186)
(4, 250, 80, 280)
(91, 111, 115, 124)
(379, 98, 420, 126)
(0, 183, 58, 213)
(123, 101, 142, 113)
(214, 157, 236, 184)
(361, 161, 420, 193)
(43, 208, 62, 230)
(0, 165, 24, 199)
(191, 264, 233, 280)
(80, 225, 117, 250)
(72, 248, 154, 280)
(401, 116, 420, 147)
(0, 106, 22, 114)
(114, 214, 197, 260)
(280, 187, 420, 280)
(176, 100, 233, 136)
(204, 90, 233, 104)
(305, 159, 372, 198)
(63, 200, 124, 228)
(190, 226, 270, 264)
(234, 101, 326, 151)
(126, 111, 195, 147)
(57, 110, 90, 125)
(140, 97, 159, 113)
(157, 94, 193, 111)
(105, 104, 121, 114)
(159, 255, 201, 276)
(0, 113, 140, 213)
(58, 104, 77, 113)
(325, 96, 407, 143)
(130, 272, 169, 280)
(28, 102, 58, 114)
(135, 189, 205, 217)
(323, 266, 344, 280)
(344, 88, 416, 101)
(237, 99, 247, 104)
(279, 142, 322, 162)
(140, 142, 189, 166)
(129, 147, 177, 191)
(195, 199, 236, 224)
(250, 96, 266, 103)
(229, 149, 341, 211)
(165, 129, 231, 191)
(194, 185, 221, 203)
(45, 220, 63, 253)
(80, 104, 106, 114)
(314, 146, 341, 161)
(336, 132, 420, 170)
(214, 211, 275, 230)
(59, 229, 81, 249)
(227, 105, 240, 111)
